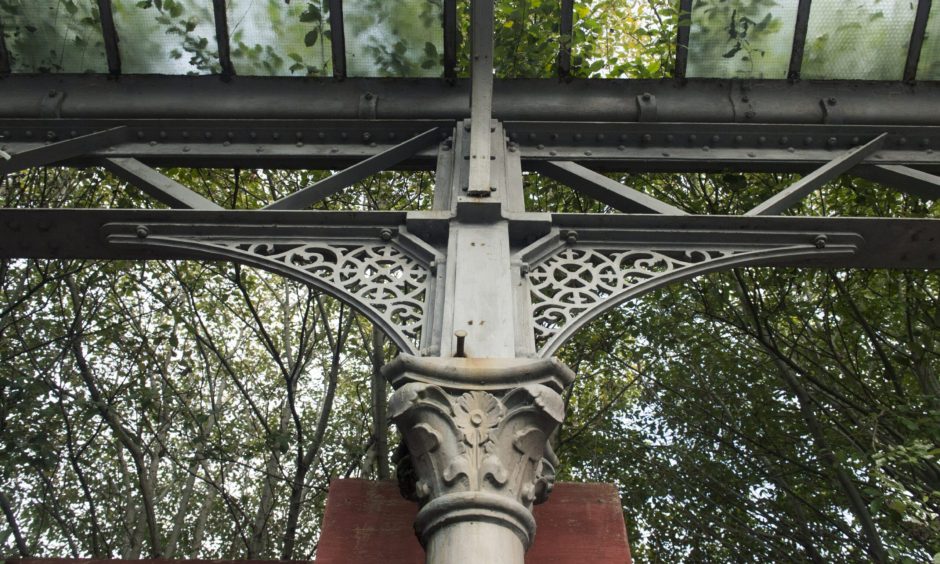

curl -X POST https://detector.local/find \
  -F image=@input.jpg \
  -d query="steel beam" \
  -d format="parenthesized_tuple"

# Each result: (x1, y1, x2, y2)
(264, 128, 442, 209)
(853, 165, 940, 200)
(0, 126, 128, 175)
(5, 76, 940, 125)
(1, 120, 939, 173)
(102, 157, 224, 210)
(533, 161, 687, 214)
(1, 208, 938, 271)
(746, 133, 887, 216)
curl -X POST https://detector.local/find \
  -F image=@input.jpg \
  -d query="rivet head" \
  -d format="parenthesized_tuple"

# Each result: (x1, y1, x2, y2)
(136, 225, 150, 239)
(779, 136, 789, 145)
(641, 92, 652, 101)
(827, 137, 837, 147)
(379, 228, 394, 241)
(573, 133, 582, 141)
(564, 230, 578, 245)
(641, 133, 652, 143)
(814, 235, 827, 249)
(711, 135, 721, 144)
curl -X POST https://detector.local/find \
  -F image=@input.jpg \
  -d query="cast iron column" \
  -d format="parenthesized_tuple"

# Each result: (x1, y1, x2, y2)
(385, 119, 572, 564)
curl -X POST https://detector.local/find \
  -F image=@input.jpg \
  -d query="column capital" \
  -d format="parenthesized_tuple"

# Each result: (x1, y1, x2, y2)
(385, 355, 573, 553)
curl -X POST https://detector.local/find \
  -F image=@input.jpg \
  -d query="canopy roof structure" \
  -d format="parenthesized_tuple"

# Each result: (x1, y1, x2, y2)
(2, 3, 940, 563)
(0, 0, 937, 81)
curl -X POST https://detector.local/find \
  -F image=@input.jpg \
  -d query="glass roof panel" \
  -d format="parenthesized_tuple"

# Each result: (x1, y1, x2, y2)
(0, 0, 108, 73)
(344, 0, 443, 77)
(801, 1, 916, 80)
(226, 0, 331, 77)
(113, 0, 219, 74)
(917, 2, 940, 80)
(686, 0, 797, 79)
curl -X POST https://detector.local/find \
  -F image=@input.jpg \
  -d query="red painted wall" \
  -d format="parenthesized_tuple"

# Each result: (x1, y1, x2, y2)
(316, 479, 632, 564)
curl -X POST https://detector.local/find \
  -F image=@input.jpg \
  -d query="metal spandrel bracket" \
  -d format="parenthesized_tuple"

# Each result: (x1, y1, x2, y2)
(102, 221, 445, 355)
(515, 227, 861, 357)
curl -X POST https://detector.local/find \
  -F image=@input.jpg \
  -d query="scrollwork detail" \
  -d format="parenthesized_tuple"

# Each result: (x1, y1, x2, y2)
(528, 247, 739, 351)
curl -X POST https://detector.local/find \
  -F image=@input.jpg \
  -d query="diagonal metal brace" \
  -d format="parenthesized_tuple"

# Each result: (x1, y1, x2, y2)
(746, 133, 887, 216)
(534, 161, 687, 215)
(0, 126, 128, 175)
(103, 157, 223, 210)
(264, 128, 441, 210)
(853, 164, 940, 201)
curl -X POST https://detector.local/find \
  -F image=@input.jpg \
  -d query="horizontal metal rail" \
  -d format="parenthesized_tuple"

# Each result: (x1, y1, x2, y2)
(3, 76, 940, 125)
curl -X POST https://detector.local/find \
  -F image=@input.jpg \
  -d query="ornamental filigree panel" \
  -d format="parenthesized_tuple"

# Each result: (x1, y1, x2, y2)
(528, 247, 737, 352)
(217, 241, 430, 346)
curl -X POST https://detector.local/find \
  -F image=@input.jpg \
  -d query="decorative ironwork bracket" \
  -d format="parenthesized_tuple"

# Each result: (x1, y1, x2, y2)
(103, 222, 444, 355)
(515, 228, 861, 357)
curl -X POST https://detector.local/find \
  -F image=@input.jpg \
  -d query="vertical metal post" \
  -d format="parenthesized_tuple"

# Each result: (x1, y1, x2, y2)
(674, 0, 692, 79)
(0, 16, 10, 74)
(467, 0, 495, 197)
(97, 0, 122, 75)
(788, 0, 813, 80)
(212, 0, 235, 77)
(558, 0, 574, 79)
(904, 0, 933, 82)
(329, 0, 347, 80)
(443, 0, 457, 81)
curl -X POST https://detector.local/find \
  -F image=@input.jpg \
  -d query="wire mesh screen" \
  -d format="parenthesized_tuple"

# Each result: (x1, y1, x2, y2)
(801, 1, 916, 80)
(917, 2, 940, 80)
(343, 0, 443, 77)
(113, 0, 218, 74)
(686, 0, 797, 79)
(0, 0, 108, 73)
(227, 0, 331, 76)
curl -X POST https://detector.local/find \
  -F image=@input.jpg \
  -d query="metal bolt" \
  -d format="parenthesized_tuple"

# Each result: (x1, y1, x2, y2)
(711, 135, 721, 144)
(758, 136, 766, 145)
(136, 225, 150, 239)
(296, 141, 303, 147)
(25, 130, 32, 138)
(227, 132, 234, 140)
(520, 262, 529, 275)
(549, 150, 558, 156)
(362, 132, 372, 142)
(364, 92, 374, 100)
(454, 331, 467, 358)
(779, 136, 789, 145)
(641, 134, 652, 144)
(814, 235, 828, 249)
(851, 136, 860, 145)
(182, 131, 190, 139)
(204, 131, 213, 140)
(734, 135, 744, 144)
(584, 150, 593, 156)
(150, 140, 158, 146)
(340, 132, 348, 140)
(597, 133, 605, 141)
(666, 134, 674, 143)
(537, 143, 545, 150)
(804, 136, 813, 145)
(827, 137, 838, 147)
(249, 131, 257, 140)
(573, 133, 582, 141)
(296, 132, 304, 141)
(688, 134, 697, 143)
(379, 228, 394, 241)
(508, 143, 517, 152)
(564, 230, 578, 245)
(69, 130, 77, 138)
(159, 131, 168, 139)
(641, 92, 652, 101)
(898, 137, 907, 146)
(46, 131, 56, 141)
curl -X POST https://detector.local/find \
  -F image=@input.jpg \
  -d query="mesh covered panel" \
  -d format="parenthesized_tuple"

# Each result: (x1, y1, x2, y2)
(113, 0, 217, 74)
(344, 0, 442, 77)
(0, 0, 108, 73)
(917, 2, 940, 80)
(686, 0, 797, 79)
(227, 0, 331, 76)
(802, 1, 916, 80)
